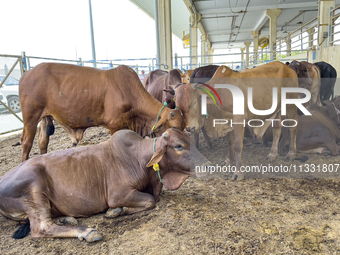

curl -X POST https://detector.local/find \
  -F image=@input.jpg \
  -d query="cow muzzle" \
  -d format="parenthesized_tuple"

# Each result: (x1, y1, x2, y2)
(194, 162, 212, 178)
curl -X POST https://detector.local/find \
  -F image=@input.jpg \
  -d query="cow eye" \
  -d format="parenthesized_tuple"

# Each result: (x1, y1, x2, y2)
(174, 144, 184, 151)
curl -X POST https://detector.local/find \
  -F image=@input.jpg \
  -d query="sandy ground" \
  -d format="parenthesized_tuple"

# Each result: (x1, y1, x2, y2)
(1, 125, 340, 254)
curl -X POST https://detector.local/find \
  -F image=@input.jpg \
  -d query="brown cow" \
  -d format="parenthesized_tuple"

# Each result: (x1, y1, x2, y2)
(279, 97, 340, 155)
(143, 69, 182, 109)
(19, 63, 186, 161)
(189, 62, 300, 180)
(289, 60, 322, 108)
(179, 69, 194, 84)
(173, 83, 213, 148)
(0, 128, 211, 242)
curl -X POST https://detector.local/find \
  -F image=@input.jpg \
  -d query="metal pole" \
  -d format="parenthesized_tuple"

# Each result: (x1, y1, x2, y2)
(189, 23, 192, 69)
(88, 0, 96, 68)
(21, 51, 27, 74)
(154, 0, 160, 69)
(174, 53, 178, 69)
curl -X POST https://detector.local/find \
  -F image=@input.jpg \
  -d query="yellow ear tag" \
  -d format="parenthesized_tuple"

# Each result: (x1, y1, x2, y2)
(173, 97, 176, 101)
(153, 163, 160, 171)
(152, 125, 156, 131)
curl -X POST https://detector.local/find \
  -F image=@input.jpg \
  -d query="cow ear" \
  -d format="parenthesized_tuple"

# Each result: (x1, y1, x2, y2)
(146, 147, 166, 167)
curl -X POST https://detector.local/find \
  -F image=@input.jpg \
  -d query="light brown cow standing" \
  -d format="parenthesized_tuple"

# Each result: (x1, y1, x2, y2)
(19, 63, 186, 161)
(188, 61, 300, 180)
(0, 128, 211, 242)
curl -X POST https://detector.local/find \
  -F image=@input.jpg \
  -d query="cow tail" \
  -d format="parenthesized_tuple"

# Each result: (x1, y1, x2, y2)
(12, 219, 30, 239)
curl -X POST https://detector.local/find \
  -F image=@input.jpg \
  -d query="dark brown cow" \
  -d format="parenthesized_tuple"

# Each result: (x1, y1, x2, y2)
(19, 63, 186, 161)
(279, 98, 340, 155)
(189, 62, 300, 180)
(0, 128, 210, 242)
(190, 65, 219, 83)
(314, 61, 337, 102)
(289, 60, 322, 108)
(143, 69, 182, 109)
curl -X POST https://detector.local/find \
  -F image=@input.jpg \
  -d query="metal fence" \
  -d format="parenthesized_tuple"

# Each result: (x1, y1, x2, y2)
(0, 54, 25, 136)
(330, 6, 340, 46)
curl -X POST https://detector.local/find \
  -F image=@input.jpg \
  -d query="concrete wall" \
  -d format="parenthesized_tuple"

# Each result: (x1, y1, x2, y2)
(319, 45, 340, 96)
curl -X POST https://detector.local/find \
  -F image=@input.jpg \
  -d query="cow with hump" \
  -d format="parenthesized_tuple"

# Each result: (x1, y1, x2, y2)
(19, 63, 186, 161)
(143, 69, 182, 109)
(189, 61, 300, 180)
(0, 128, 211, 242)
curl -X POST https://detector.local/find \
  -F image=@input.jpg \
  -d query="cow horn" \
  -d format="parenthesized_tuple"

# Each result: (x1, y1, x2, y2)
(170, 111, 175, 118)
(297, 62, 300, 66)
(162, 132, 169, 138)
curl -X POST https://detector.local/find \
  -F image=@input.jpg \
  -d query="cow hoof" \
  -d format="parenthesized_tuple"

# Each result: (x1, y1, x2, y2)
(232, 172, 244, 181)
(105, 207, 123, 219)
(265, 154, 276, 162)
(324, 149, 332, 155)
(79, 230, 103, 242)
(284, 155, 295, 162)
(59, 217, 78, 225)
(225, 158, 235, 165)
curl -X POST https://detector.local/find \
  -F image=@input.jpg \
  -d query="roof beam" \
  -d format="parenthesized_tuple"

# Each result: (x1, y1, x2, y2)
(198, 2, 319, 15)
(254, 12, 268, 31)
(207, 25, 308, 36)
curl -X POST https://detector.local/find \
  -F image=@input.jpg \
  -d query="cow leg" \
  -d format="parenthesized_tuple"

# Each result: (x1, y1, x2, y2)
(299, 147, 328, 154)
(21, 122, 38, 161)
(266, 127, 281, 161)
(37, 117, 50, 154)
(0, 175, 101, 242)
(231, 125, 245, 180)
(28, 216, 102, 242)
(191, 130, 200, 149)
(26, 178, 101, 241)
(106, 190, 155, 218)
(201, 126, 213, 148)
(286, 124, 298, 161)
(285, 105, 298, 161)
(225, 131, 235, 165)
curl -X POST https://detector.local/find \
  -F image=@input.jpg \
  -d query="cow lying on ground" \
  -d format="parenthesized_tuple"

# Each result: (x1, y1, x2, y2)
(314, 61, 337, 102)
(189, 62, 300, 180)
(288, 60, 322, 108)
(0, 128, 210, 242)
(19, 63, 186, 161)
(279, 97, 340, 155)
(143, 69, 182, 109)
